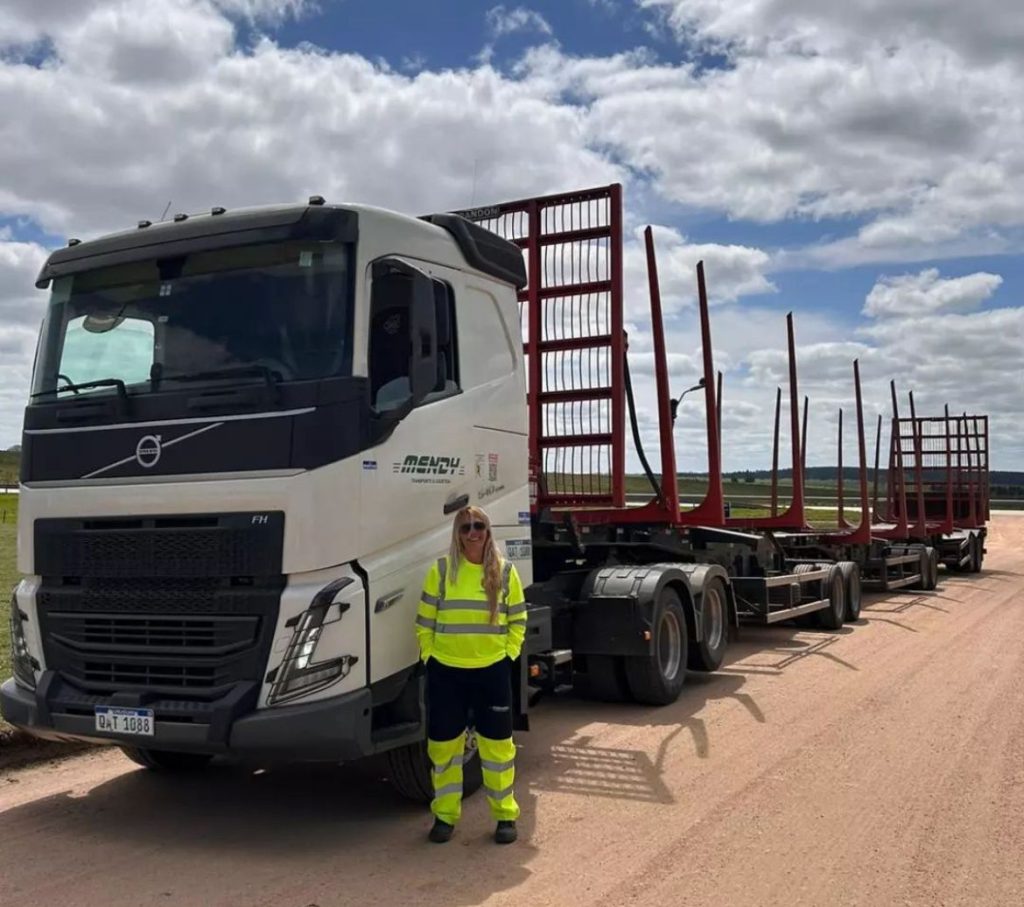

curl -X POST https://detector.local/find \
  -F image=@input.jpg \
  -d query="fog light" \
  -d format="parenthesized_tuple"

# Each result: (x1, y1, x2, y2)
(9, 591, 39, 691)
(267, 578, 359, 706)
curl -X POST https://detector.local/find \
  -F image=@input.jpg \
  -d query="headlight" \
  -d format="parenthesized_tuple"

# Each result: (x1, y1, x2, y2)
(9, 590, 39, 691)
(266, 578, 360, 706)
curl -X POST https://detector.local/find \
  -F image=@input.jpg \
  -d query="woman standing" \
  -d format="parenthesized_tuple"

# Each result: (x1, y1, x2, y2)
(415, 506, 528, 844)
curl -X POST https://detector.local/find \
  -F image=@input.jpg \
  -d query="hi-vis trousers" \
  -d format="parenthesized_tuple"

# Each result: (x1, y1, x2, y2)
(426, 657, 520, 825)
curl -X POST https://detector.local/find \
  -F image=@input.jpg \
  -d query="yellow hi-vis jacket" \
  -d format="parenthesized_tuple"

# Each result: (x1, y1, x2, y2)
(416, 555, 527, 669)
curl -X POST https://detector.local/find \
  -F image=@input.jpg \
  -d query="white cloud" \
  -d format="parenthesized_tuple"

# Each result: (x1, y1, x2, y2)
(639, 0, 1024, 66)
(623, 225, 774, 318)
(863, 269, 1003, 318)
(612, 2, 1024, 267)
(212, 0, 315, 25)
(0, 0, 1022, 469)
(53, 0, 235, 84)
(0, 240, 48, 329)
(486, 6, 554, 39)
(0, 0, 310, 49)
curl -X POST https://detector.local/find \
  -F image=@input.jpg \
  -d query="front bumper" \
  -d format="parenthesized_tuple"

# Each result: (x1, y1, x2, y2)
(1, 671, 380, 761)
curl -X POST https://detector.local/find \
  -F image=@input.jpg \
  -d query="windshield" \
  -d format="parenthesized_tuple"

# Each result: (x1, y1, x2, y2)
(31, 240, 354, 399)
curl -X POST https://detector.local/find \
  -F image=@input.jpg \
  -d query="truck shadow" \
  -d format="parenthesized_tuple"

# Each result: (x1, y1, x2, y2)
(0, 756, 541, 905)
(1, 619, 876, 903)
(518, 670, 758, 807)
(518, 618, 866, 808)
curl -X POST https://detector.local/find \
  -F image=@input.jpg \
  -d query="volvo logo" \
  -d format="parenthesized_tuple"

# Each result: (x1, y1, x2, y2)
(135, 434, 162, 468)
(81, 421, 225, 480)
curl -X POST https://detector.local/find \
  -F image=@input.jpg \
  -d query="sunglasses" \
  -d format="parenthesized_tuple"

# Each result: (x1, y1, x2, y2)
(459, 521, 488, 534)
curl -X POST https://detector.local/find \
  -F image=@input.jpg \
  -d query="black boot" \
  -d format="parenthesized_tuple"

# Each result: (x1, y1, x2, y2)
(428, 819, 454, 843)
(494, 821, 517, 844)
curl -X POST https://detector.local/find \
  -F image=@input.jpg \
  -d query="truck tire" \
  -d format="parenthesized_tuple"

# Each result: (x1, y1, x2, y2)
(816, 564, 846, 630)
(689, 577, 728, 672)
(969, 535, 982, 574)
(839, 562, 861, 622)
(792, 564, 821, 628)
(573, 655, 631, 702)
(624, 588, 688, 705)
(384, 735, 483, 804)
(921, 547, 939, 590)
(119, 747, 213, 771)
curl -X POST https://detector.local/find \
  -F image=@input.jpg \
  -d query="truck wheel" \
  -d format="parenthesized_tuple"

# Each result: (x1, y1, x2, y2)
(119, 747, 213, 771)
(624, 588, 688, 705)
(792, 564, 821, 628)
(838, 562, 861, 622)
(921, 547, 939, 590)
(816, 564, 846, 630)
(969, 535, 982, 573)
(573, 655, 631, 702)
(384, 734, 483, 804)
(689, 577, 728, 672)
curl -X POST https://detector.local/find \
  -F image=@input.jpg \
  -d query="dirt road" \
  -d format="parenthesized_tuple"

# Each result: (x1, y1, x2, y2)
(3, 519, 1023, 907)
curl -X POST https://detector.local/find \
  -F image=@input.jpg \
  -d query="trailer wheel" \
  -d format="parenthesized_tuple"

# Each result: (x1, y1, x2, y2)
(838, 562, 861, 622)
(624, 588, 688, 705)
(791, 564, 821, 627)
(921, 547, 939, 590)
(816, 565, 846, 630)
(689, 577, 728, 672)
(573, 655, 631, 702)
(119, 747, 213, 771)
(384, 734, 483, 804)
(969, 535, 983, 574)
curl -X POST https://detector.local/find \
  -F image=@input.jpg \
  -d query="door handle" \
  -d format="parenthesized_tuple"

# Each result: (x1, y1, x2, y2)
(444, 493, 470, 515)
(375, 589, 405, 613)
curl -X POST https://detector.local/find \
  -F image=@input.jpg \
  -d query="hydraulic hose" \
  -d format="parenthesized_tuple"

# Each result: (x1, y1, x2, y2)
(623, 350, 668, 509)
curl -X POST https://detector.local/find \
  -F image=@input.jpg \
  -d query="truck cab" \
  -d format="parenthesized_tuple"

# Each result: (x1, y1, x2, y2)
(2, 198, 531, 781)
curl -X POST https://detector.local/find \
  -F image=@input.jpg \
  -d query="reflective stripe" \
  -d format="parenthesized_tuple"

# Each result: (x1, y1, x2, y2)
(436, 623, 508, 635)
(421, 592, 440, 606)
(438, 598, 494, 612)
(437, 557, 447, 600)
(507, 603, 527, 617)
(433, 754, 464, 774)
(416, 616, 436, 629)
(433, 782, 463, 798)
(485, 785, 514, 801)
(480, 758, 515, 773)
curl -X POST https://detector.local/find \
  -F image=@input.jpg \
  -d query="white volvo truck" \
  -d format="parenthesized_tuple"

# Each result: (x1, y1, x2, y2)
(4, 186, 856, 800)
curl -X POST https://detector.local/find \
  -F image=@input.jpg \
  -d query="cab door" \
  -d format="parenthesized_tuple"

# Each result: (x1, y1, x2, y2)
(358, 258, 472, 684)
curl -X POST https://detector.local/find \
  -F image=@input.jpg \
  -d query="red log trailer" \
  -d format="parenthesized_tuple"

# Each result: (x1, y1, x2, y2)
(453, 184, 899, 703)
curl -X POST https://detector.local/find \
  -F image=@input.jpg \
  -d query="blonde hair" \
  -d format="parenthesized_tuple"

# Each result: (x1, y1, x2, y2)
(448, 505, 503, 623)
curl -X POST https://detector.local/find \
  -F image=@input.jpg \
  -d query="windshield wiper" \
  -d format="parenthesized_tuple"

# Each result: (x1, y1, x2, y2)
(32, 377, 129, 401)
(157, 364, 282, 392)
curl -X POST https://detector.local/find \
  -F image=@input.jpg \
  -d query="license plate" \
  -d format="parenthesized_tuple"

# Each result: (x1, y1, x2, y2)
(94, 706, 154, 737)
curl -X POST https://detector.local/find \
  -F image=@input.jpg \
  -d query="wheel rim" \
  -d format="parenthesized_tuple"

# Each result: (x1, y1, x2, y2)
(704, 587, 724, 650)
(658, 609, 683, 680)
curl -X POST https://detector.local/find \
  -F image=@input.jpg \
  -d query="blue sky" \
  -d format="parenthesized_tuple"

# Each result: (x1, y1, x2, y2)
(271, 0, 681, 71)
(0, 0, 1021, 467)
